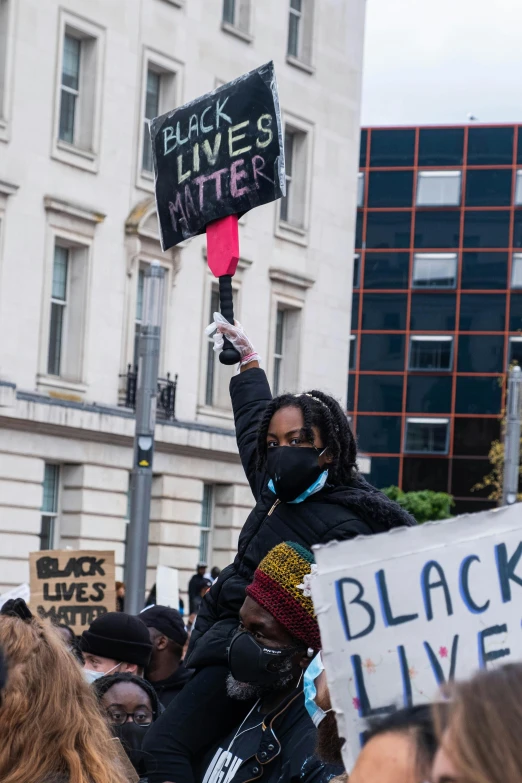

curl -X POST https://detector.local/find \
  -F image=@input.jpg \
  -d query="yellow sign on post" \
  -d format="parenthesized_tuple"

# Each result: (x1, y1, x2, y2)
(29, 549, 116, 636)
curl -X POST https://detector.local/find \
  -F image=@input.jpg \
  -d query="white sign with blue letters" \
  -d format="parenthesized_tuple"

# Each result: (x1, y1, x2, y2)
(311, 504, 522, 772)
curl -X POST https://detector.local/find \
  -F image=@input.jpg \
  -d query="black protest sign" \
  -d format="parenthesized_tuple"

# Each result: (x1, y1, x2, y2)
(151, 61, 285, 251)
(29, 549, 116, 635)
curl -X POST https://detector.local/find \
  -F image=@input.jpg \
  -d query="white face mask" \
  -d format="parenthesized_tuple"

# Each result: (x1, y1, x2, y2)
(83, 661, 121, 685)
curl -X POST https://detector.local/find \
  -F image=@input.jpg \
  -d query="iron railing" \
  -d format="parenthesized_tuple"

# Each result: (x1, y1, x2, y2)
(120, 365, 178, 420)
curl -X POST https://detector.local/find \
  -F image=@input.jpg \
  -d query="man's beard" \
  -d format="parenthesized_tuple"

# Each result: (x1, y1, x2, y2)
(226, 656, 296, 701)
(316, 710, 345, 766)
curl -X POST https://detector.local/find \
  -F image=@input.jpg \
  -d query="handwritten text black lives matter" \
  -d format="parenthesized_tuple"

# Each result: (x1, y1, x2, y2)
(151, 62, 285, 250)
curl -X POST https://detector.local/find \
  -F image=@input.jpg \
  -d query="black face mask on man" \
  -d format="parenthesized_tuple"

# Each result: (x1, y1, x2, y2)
(228, 631, 299, 687)
(113, 722, 151, 775)
(266, 446, 326, 503)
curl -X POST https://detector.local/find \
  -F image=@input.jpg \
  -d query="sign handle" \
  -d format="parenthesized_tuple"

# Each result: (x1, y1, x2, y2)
(206, 215, 241, 366)
(218, 274, 241, 365)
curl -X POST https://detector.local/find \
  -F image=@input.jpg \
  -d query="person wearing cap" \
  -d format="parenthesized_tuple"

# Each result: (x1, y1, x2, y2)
(187, 564, 210, 627)
(145, 542, 342, 783)
(141, 605, 194, 708)
(80, 611, 153, 683)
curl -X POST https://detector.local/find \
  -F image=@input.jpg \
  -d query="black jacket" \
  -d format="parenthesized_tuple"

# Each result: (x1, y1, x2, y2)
(197, 688, 342, 783)
(187, 369, 415, 669)
(148, 663, 194, 709)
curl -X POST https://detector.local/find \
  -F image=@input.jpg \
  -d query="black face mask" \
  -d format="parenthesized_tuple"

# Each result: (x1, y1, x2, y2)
(266, 446, 324, 503)
(113, 722, 151, 775)
(228, 630, 299, 686)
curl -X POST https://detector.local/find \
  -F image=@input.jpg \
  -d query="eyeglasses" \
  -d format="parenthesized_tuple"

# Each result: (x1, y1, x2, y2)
(106, 707, 154, 726)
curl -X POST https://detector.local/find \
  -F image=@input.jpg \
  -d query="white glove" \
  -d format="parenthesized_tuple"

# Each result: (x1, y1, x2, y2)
(205, 312, 261, 367)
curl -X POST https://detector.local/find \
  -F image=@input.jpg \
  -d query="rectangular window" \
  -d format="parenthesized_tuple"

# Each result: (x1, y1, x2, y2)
(199, 485, 214, 565)
(512, 253, 522, 288)
(40, 464, 60, 550)
(287, 0, 313, 64)
(47, 246, 69, 376)
(412, 253, 457, 288)
(59, 34, 81, 144)
(409, 336, 453, 371)
(280, 127, 308, 228)
(204, 287, 237, 410)
(133, 268, 145, 368)
(205, 288, 221, 406)
(353, 254, 360, 289)
(515, 171, 522, 205)
(405, 418, 449, 454)
(54, 15, 104, 169)
(222, 0, 251, 31)
(272, 306, 301, 394)
(273, 310, 285, 395)
(357, 172, 364, 207)
(416, 171, 461, 206)
(349, 335, 357, 371)
(509, 337, 522, 367)
(142, 70, 161, 172)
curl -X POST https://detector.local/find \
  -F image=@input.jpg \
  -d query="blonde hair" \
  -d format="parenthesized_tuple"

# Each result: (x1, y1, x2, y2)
(0, 614, 129, 783)
(434, 663, 522, 783)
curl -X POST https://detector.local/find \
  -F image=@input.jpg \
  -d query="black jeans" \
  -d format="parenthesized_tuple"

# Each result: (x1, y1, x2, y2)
(144, 665, 249, 783)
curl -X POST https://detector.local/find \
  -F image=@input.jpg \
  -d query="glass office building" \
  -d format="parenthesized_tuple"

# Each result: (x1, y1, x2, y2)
(350, 124, 522, 514)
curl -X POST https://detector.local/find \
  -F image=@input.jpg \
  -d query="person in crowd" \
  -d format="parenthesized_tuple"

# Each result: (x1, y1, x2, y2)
(146, 542, 343, 783)
(141, 605, 193, 707)
(144, 316, 415, 783)
(210, 566, 221, 583)
(116, 582, 126, 612)
(94, 672, 161, 783)
(80, 611, 153, 683)
(188, 564, 210, 626)
(0, 600, 129, 783)
(55, 622, 84, 664)
(432, 662, 522, 783)
(306, 650, 442, 782)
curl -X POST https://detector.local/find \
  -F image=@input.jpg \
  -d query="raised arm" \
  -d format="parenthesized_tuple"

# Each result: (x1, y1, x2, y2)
(206, 314, 272, 498)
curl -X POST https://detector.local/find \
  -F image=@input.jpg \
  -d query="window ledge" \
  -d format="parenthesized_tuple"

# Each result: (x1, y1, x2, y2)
(52, 140, 99, 173)
(269, 267, 315, 290)
(197, 404, 235, 423)
(37, 375, 87, 400)
(221, 21, 253, 44)
(44, 195, 106, 225)
(0, 179, 19, 197)
(275, 220, 309, 247)
(286, 55, 315, 75)
(159, 0, 183, 6)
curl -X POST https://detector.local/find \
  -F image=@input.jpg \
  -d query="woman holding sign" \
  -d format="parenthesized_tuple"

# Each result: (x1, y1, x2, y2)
(144, 317, 414, 783)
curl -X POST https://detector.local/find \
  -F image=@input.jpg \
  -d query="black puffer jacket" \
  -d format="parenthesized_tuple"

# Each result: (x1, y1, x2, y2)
(187, 368, 415, 669)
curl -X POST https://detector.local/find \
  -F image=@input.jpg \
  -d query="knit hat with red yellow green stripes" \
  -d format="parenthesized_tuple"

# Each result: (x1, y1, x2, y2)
(245, 541, 321, 651)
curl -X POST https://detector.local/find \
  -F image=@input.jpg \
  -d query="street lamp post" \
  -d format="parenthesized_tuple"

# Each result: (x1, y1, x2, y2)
(502, 365, 522, 507)
(125, 262, 165, 615)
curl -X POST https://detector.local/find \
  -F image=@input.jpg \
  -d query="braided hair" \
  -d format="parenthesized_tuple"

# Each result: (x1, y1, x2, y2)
(256, 390, 358, 486)
(92, 672, 160, 718)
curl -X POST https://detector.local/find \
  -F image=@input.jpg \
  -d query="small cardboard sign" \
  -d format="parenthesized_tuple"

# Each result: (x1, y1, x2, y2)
(29, 549, 116, 636)
(311, 505, 522, 771)
(151, 61, 285, 250)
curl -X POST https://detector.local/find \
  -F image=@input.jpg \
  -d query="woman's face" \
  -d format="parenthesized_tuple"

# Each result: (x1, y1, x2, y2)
(101, 681, 154, 727)
(267, 406, 330, 466)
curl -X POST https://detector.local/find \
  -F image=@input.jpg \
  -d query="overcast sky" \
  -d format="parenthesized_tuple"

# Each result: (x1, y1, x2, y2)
(361, 0, 522, 126)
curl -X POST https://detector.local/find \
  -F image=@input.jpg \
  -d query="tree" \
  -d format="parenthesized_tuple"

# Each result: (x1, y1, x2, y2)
(382, 486, 454, 524)
(472, 436, 522, 503)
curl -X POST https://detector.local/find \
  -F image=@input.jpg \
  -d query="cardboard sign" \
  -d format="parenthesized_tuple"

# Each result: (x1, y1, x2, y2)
(151, 61, 285, 251)
(156, 565, 179, 610)
(311, 505, 522, 771)
(29, 549, 115, 636)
